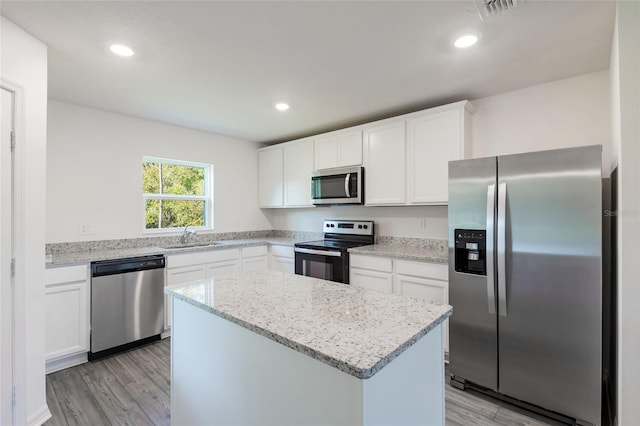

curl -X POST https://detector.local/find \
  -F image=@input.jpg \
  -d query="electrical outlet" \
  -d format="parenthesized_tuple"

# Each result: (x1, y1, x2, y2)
(419, 219, 428, 230)
(80, 225, 94, 235)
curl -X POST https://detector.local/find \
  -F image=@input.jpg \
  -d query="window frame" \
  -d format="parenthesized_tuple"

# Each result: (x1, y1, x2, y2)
(142, 156, 214, 233)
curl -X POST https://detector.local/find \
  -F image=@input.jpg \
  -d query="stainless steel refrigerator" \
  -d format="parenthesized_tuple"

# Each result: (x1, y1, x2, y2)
(448, 145, 605, 425)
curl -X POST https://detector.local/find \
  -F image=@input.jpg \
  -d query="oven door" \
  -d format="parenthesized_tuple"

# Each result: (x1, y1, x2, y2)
(294, 247, 348, 284)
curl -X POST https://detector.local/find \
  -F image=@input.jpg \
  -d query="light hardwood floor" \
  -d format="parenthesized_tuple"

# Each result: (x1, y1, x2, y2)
(45, 338, 561, 426)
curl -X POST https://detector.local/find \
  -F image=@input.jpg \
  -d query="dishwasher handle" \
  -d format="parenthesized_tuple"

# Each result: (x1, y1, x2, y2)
(91, 255, 165, 277)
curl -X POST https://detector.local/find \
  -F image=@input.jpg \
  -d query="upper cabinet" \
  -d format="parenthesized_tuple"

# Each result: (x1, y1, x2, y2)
(259, 139, 314, 208)
(406, 102, 474, 204)
(259, 100, 473, 208)
(313, 129, 362, 170)
(258, 146, 283, 208)
(283, 139, 314, 207)
(363, 120, 406, 205)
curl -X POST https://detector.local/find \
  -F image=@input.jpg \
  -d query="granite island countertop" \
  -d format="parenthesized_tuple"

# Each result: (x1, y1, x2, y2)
(165, 270, 452, 379)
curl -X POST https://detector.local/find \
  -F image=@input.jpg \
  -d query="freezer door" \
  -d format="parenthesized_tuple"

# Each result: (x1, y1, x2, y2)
(448, 156, 498, 391)
(497, 146, 602, 424)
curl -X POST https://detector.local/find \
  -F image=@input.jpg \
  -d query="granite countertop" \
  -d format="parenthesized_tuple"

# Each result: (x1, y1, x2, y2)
(348, 243, 448, 264)
(166, 270, 452, 380)
(47, 237, 299, 266)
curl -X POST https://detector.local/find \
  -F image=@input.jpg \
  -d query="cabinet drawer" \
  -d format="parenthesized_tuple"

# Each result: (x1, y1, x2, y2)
(270, 245, 294, 258)
(395, 259, 447, 281)
(45, 265, 88, 286)
(243, 245, 268, 258)
(167, 248, 240, 268)
(350, 255, 392, 272)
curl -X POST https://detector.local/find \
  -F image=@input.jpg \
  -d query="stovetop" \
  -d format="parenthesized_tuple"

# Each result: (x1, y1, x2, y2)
(294, 239, 371, 251)
(294, 220, 375, 252)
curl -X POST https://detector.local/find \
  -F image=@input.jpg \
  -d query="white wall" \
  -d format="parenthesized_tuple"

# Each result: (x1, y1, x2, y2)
(268, 71, 612, 238)
(47, 100, 272, 243)
(472, 70, 612, 172)
(1, 16, 50, 425)
(610, 1, 640, 423)
(268, 205, 448, 240)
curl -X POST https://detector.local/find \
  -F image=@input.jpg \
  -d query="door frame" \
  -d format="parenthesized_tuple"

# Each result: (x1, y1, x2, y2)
(1, 80, 26, 426)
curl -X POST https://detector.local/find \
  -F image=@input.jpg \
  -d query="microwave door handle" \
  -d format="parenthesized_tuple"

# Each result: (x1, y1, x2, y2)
(345, 174, 351, 197)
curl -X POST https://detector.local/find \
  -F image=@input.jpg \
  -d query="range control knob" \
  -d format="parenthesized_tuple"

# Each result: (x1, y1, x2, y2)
(363, 225, 368, 229)
(358, 225, 363, 229)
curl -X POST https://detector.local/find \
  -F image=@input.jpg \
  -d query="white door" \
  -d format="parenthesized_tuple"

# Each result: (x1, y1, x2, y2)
(1, 86, 15, 426)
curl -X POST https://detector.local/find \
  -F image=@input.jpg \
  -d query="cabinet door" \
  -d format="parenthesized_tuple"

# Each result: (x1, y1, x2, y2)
(314, 135, 338, 170)
(207, 260, 241, 278)
(350, 268, 393, 294)
(242, 256, 268, 272)
(271, 256, 294, 273)
(259, 147, 284, 207)
(45, 281, 89, 360)
(284, 139, 314, 207)
(337, 130, 362, 166)
(363, 121, 406, 205)
(396, 274, 449, 353)
(407, 108, 466, 204)
(166, 264, 207, 330)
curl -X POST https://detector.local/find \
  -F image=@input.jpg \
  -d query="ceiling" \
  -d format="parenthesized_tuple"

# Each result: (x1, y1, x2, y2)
(1, 1, 615, 144)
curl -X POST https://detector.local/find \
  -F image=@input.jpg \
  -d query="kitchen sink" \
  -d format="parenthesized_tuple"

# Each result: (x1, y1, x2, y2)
(160, 242, 223, 250)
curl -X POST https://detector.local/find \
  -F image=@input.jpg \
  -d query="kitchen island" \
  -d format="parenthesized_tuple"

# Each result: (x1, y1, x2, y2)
(166, 270, 452, 426)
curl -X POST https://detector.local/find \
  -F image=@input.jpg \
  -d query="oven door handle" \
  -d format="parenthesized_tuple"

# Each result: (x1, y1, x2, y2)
(294, 247, 343, 257)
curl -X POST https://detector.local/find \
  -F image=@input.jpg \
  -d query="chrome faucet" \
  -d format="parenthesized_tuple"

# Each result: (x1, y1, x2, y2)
(180, 225, 196, 244)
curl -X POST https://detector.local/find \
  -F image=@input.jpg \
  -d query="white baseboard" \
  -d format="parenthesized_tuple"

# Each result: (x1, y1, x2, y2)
(45, 352, 88, 374)
(27, 404, 51, 426)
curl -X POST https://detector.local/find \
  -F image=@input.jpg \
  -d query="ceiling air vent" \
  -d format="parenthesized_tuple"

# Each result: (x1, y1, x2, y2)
(474, 0, 524, 20)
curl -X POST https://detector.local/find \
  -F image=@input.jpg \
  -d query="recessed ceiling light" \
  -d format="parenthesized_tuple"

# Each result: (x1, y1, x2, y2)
(110, 44, 135, 57)
(275, 103, 290, 111)
(454, 35, 478, 49)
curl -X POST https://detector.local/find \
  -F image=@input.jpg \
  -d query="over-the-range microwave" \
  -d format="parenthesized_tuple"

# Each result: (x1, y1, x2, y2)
(311, 166, 364, 205)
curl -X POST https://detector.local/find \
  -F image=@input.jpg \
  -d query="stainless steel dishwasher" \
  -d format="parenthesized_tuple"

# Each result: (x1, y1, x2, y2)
(89, 254, 165, 360)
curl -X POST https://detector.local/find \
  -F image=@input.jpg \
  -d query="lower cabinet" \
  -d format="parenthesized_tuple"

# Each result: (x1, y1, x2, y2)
(349, 255, 393, 293)
(165, 245, 269, 333)
(45, 264, 90, 373)
(165, 248, 241, 333)
(350, 254, 449, 353)
(241, 245, 269, 272)
(269, 245, 294, 273)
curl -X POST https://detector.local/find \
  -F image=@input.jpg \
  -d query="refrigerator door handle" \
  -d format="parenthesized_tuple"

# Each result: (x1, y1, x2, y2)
(486, 184, 496, 315)
(497, 182, 508, 316)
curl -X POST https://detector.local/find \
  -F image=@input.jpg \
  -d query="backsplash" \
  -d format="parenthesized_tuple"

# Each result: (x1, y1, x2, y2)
(45, 229, 326, 255)
(375, 236, 448, 250)
(45, 230, 445, 255)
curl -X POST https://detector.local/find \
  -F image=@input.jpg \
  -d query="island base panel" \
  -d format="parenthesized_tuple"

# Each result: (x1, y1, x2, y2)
(171, 298, 444, 425)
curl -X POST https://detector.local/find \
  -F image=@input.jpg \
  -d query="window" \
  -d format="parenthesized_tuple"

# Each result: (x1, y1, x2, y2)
(142, 157, 213, 231)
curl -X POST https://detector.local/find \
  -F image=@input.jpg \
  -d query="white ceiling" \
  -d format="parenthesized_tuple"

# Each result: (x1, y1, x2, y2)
(1, 1, 615, 144)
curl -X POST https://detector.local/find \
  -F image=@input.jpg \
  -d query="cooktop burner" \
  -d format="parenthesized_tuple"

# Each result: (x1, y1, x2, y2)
(294, 220, 375, 252)
(294, 239, 370, 251)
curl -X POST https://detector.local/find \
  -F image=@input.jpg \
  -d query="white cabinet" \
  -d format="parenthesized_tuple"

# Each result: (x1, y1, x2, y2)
(350, 255, 393, 294)
(259, 146, 283, 207)
(283, 139, 314, 207)
(363, 120, 406, 205)
(314, 130, 362, 170)
(241, 245, 269, 272)
(406, 101, 473, 204)
(395, 260, 449, 352)
(165, 249, 241, 331)
(349, 255, 449, 353)
(259, 140, 314, 208)
(45, 264, 90, 373)
(270, 245, 295, 273)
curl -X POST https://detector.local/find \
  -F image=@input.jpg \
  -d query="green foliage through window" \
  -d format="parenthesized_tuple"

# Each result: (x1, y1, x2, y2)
(143, 158, 211, 230)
